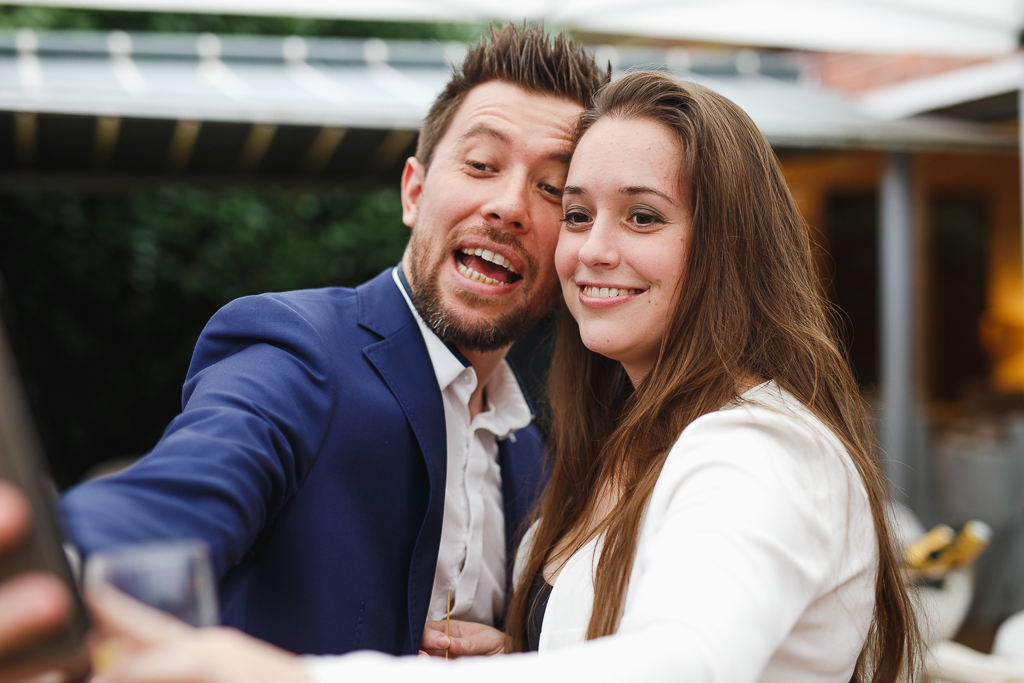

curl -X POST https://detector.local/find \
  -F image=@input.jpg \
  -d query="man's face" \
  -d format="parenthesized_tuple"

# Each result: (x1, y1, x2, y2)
(401, 81, 582, 352)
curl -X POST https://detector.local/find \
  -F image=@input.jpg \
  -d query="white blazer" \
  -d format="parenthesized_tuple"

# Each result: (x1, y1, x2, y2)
(307, 383, 877, 683)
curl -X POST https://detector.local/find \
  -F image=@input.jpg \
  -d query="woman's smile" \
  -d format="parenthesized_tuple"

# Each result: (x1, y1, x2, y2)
(577, 283, 645, 306)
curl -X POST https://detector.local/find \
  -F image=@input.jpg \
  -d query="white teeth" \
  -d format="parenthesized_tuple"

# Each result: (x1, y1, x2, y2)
(457, 261, 506, 286)
(582, 286, 639, 298)
(464, 248, 519, 275)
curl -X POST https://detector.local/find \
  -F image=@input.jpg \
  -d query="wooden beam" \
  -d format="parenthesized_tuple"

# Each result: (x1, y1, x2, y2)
(14, 112, 36, 167)
(166, 120, 201, 171)
(370, 130, 416, 173)
(303, 126, 346, 174)
(94, 116, 121, 168)
(236, 123, 277, 172)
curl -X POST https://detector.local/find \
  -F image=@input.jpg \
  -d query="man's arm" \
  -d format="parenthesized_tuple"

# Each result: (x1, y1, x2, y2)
(60, 292, 339, 578)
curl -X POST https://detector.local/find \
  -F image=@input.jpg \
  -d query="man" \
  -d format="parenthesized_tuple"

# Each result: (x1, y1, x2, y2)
(0, 23, 607, 678)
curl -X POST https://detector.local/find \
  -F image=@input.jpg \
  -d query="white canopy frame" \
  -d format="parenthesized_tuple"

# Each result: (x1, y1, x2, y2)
(3, 0, 1023, 56)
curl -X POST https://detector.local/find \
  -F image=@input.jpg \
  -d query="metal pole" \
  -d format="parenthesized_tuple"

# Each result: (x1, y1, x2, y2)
(880, 151, 915, 507)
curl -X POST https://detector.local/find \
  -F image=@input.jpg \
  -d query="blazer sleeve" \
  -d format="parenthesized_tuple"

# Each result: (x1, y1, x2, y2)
(59, 293, 337, 577)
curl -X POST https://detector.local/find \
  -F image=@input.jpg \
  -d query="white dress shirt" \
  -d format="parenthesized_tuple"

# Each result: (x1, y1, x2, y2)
(305, 382, 878, 682)
(392, 268, 533, 627)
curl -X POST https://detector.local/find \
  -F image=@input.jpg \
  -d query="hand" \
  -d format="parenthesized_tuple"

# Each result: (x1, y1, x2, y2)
(0, 480, 78, 683)
(419, 619, 508, 658)
(86, 585, 310, 683)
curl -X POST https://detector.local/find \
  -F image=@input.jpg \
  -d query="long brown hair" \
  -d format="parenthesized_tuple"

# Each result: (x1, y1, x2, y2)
(505, 71, 920, 681)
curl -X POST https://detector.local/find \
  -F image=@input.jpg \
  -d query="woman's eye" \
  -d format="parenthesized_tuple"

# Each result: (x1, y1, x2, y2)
(561, 210, 590, 227)
(632, 211, 662, 227)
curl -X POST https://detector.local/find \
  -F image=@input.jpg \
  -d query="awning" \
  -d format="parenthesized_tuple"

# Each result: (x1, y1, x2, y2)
(859, 53, 1023, 120)
(0, 30, 1014, 190)
(5, 0, 1024, 57)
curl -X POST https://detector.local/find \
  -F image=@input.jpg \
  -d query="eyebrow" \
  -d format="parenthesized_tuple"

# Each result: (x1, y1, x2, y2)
(621, 186, 679, 205)
(561, 185, 678, 205)
(460, 124, 510, 145)
(459, 124, 572, 164)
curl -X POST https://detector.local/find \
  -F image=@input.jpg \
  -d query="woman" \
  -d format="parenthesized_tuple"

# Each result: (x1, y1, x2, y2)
(88, 71, 920, 683)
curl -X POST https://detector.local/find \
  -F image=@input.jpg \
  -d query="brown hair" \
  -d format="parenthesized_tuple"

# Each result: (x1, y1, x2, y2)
(505, 71, 921, 682)
(415, 24, 609, 169)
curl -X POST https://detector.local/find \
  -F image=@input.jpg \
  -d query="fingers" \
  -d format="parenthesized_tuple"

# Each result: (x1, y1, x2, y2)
(420, 621, 450, 655)
(0, 572, 79, 683)
(0, 482, 84, 683)
(0, 481, 31, 554)
(419, 621, 507, 658)
(94, 629, 309, 683)
(19, 671, 66, 683)
(446, 635, 487, 658)
(86, 585, 193, 646)
(0, 572, 73, 660)
(95, 638, 207, 683)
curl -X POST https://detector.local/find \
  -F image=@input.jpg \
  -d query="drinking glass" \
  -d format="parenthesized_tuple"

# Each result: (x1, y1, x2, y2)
(83, 540, 219, 627)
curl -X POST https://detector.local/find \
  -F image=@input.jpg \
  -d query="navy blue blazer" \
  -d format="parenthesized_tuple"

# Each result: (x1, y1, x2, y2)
(59, 269, 548, 656)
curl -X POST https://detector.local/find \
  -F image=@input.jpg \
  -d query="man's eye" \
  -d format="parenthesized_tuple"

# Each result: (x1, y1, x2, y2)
(467, 161, 492, 172)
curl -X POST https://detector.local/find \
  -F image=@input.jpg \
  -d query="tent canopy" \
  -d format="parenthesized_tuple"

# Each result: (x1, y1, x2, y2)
(0, 30, 1014, 190)
(4, 0, 1024, 56)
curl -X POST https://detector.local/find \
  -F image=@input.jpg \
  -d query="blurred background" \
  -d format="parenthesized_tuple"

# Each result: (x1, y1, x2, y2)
(0, 0, 1021, 656)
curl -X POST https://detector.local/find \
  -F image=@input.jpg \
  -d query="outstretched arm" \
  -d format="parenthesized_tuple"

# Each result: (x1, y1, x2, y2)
(59, 294, 338, 578)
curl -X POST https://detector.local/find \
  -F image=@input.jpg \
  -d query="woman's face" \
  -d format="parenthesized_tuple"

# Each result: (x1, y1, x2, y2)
(555, 116, 693, 385)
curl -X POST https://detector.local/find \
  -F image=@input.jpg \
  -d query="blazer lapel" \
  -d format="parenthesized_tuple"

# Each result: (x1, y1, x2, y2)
(357, 269, 447, 652)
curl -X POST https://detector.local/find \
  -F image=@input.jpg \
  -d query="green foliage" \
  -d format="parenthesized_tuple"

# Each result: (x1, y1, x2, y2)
(0, 5, 485, 40)
(0, 187, 409, 486)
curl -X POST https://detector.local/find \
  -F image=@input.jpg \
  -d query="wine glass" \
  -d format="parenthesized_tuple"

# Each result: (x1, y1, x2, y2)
(83, 539, 218, 627)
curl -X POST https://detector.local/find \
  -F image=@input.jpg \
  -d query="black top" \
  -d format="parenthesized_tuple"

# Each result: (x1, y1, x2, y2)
(524, 572, 553, 652)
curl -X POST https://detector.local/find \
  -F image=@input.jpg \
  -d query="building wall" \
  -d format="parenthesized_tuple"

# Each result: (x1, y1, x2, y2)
(920, 153, 1023, 393)
(780, 150, 1023, 397)
(804, 53, 991, 94)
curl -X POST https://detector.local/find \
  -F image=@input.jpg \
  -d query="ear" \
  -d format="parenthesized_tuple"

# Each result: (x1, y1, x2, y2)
(400, 157, 425, 228)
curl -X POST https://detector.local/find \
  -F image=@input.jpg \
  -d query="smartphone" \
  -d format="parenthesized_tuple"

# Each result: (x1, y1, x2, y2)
(0, 312, 90, 675)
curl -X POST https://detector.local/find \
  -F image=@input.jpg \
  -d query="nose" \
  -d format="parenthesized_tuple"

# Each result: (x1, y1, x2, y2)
(576, 217, 619, 270)
(480, 172, 530, 232)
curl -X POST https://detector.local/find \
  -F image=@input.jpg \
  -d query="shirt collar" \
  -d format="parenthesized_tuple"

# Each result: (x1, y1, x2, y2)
(474, 359, 533, 438)
(392, 266, 533, 435)
(393, 266, 468, 391)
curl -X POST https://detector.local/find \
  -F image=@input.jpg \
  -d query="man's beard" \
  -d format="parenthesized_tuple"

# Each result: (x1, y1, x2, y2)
(407, 227, 557, 353)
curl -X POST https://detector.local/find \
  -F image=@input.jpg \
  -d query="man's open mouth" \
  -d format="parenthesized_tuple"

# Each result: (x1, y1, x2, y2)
(455, 248, 522, 286)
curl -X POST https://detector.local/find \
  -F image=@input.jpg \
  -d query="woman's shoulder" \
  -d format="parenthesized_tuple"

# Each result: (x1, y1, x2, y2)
(641, 383, 876, 592)
(677, 381, 850, 469)
(657, 381, 871, 535)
